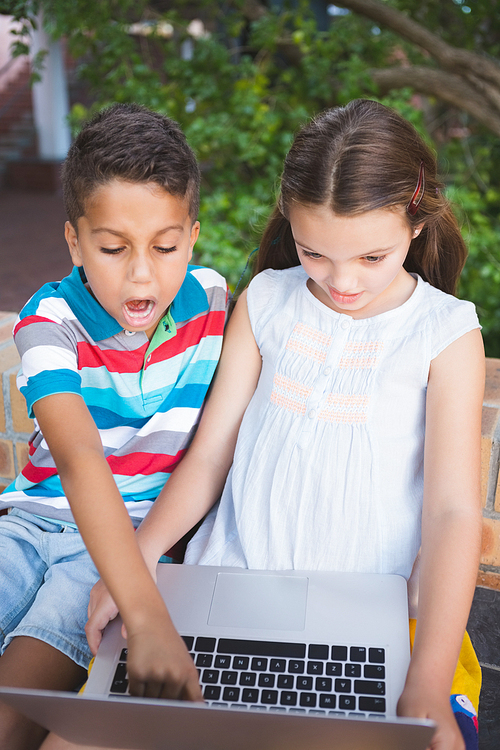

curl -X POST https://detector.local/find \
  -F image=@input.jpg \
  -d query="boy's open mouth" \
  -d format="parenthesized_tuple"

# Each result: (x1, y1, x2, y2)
(123, 299, 155, 324)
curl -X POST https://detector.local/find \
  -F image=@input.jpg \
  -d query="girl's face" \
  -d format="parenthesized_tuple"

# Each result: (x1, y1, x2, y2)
(289, 204, 422, 319)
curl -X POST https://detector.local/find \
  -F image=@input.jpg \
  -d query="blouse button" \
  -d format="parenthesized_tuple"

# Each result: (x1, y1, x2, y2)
(308, 409, 316, 419)
(324, 366, 332, 376)
(340, 319, 350, 330)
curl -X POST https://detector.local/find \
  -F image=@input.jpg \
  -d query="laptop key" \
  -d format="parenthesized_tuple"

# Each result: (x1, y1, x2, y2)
(201, 669, 219, 684)
(217, 639, 306, 658)
(233, 656, 249, 670)
(307, 661, 323, 675)
(350, 647, 366, 662)
(203, 685, 221, 701)
(296, 676, 313, 691)
(331, 646, 348, 661)
(308, 644, 329, 660)
(354, 680, 385, 695)
(364, 664, 385, 679)
(110, 663, 128, 694)
(368, 648, 385, 663)
(339, 695, 356, 710)
(181, 636, 194, 651)
(251, 657, 268, 671)
(240, 672, 256, 686)
(360, 697, 386, 712)
(316, 677, 332, 691)
(319, 694, 336, 709)
(326, 662, 342, 676)
(288, 660, 305, 674)
(277, 674, 294, 689)
(261, 690, 278, 705)
(221, 671, 238, 685)
(242, 688, 259, 703)
(280, 691, 298, 707)
(119, 648, 128, 661)
(270, 658, 286, 672)
(195, 637, 216, 653)
(196, 653, 213, 668)
(215, 655, 231, 668)
(222, 687, 240, 701)
(258, 674, 275, 688)
(299, 692, 316, 708)
(345, 663, 361, 677)
(335, 678, 352, 693)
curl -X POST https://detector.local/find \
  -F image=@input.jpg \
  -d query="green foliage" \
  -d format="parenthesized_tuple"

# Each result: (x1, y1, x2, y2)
(6, 0, 500, 355)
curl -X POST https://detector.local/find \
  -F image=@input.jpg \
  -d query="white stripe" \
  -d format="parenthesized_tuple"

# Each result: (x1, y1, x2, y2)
(34, 296, 77, 323)
(191, 266, 226, 290)
(21, 345, 78, 378)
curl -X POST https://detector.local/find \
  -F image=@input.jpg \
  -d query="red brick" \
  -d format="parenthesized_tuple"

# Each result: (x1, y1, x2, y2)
(15, 442, 29, 473)
(480, 517, 500, 567)
(477, 570, 500, 591)
(10, 372, 33, 434)
(485, 358, 500, 407)
(481, 406, 499, 507)
(0, 439, 15, 479)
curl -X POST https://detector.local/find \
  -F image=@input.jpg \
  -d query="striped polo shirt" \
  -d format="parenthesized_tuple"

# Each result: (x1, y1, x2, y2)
(1, 264, 227, 524)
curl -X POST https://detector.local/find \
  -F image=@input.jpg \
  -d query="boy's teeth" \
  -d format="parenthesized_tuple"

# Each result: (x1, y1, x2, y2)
(125, 300, 154, 317)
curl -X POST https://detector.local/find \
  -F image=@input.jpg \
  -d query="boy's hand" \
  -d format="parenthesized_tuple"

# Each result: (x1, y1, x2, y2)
(125, 617, 203, 701)
(86, 578, 119, 655)
(397, 685, 465, 750)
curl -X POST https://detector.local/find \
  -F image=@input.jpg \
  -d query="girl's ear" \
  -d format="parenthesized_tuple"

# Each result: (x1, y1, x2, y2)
(413, 222, 425, 238)
(65, 221, 83, 266)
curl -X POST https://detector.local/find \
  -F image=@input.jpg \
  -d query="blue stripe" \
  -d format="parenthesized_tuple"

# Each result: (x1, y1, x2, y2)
(21, 369, 82, 417)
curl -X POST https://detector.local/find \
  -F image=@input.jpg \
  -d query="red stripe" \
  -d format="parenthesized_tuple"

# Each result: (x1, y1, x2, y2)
(14, 316, 58, 336)
(21, 462, 58, 483)
(77, 340, 148, 373)
(147, 309, 225, 366)
(107, 449, 186, 476)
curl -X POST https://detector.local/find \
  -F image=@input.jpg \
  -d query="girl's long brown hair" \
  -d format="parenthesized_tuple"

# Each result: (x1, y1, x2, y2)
(255, 99, 467, 295)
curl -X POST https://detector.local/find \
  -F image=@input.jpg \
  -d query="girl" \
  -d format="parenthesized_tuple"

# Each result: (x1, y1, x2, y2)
(51, 99, 484, 750)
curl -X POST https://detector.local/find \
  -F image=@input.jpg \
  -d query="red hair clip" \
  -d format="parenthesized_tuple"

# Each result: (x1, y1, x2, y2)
(407, 161, 425, 216)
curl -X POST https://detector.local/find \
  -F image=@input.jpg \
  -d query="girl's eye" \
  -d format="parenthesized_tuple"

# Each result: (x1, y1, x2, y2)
(302, 249, 323, 260)
(364, 255, 385, 264)
(156, 246, 177, 254)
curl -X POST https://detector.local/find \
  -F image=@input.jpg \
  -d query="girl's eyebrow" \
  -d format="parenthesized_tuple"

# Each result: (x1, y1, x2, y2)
(295, 239, 396, 256)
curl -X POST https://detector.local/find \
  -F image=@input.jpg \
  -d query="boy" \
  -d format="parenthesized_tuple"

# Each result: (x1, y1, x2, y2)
(0, 103, 227, 749)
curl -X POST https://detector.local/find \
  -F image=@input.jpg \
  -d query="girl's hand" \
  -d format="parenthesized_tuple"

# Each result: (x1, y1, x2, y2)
(86, 578, 119, 655)
(397, 686, 465, 750)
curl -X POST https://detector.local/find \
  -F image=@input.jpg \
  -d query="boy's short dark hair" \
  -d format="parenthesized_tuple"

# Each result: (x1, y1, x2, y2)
(62, 103, 200, 227)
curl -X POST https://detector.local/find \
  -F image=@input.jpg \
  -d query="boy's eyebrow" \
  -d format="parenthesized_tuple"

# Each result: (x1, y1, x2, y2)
(90, 224, 185, 236)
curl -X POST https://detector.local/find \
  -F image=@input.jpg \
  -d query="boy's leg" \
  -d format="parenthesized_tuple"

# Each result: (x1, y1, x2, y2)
(0, 636, 87, 750)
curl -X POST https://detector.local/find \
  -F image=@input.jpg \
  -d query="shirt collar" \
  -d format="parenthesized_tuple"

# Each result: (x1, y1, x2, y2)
(57, 265, 209, 342)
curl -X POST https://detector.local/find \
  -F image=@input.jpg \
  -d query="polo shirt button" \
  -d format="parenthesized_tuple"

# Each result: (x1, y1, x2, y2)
(124, 330, 136, 336)
(308, 409, 316, 419)
(146, 355, 152, 363)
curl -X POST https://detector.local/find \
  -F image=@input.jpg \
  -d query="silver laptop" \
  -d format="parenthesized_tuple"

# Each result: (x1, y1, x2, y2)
(0, 564, 435, 749)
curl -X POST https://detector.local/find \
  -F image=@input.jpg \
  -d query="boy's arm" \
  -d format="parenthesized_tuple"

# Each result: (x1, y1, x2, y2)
(32, 392, 202, 700)
(397, 328, 484, 750)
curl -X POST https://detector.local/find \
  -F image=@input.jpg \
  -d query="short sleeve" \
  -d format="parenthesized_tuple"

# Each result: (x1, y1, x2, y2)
(247, 269, 282, 346)
(14, 313, 82, 418)
(429, 297, 481, 360)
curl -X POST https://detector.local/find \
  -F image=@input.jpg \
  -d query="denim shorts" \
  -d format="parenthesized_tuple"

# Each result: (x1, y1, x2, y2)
(0, 508, 100, 669)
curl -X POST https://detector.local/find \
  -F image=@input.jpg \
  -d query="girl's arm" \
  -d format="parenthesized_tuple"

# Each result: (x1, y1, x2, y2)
(86, 290, 263, 651)
(134, 288, 263, 570)
(397, 327, 484, 750)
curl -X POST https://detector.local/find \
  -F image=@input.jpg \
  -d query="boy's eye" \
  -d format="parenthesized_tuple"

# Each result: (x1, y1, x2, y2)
(155, 246, 177, 254)
(100, 247, 125, 254)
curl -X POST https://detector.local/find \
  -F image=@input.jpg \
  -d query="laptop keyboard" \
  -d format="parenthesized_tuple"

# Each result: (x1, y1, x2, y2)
(110, 636, 387, 717)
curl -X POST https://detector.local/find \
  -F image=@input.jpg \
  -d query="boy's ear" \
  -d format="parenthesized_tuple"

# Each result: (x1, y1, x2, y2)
(65, 221, 83, 266)
(188, 220, 200, 262)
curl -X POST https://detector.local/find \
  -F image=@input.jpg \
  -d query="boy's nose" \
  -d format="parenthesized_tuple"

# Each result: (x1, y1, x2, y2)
(128, 251, 154, 282)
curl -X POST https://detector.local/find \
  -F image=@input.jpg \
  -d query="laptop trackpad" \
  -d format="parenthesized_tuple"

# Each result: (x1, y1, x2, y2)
(208, 572, 308, 630)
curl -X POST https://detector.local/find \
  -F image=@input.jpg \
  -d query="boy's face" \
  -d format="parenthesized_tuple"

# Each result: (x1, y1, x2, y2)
(65, 179, 199, 339)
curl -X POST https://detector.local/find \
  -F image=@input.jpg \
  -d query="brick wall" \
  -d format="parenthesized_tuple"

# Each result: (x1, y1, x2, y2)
(2, 311, 500, 590)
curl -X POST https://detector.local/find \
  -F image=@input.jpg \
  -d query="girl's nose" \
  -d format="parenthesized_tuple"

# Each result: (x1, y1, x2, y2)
(330, 268, 357, 293)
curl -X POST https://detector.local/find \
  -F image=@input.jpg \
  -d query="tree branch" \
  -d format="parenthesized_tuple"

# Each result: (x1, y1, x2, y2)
(372, 66, 500, 137)
(335, 0, 500, 89)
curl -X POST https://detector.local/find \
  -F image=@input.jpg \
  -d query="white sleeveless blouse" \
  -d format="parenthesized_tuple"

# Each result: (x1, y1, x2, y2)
(185, 266, 479, 586)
